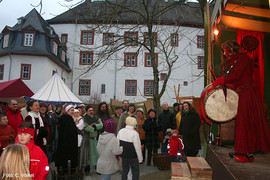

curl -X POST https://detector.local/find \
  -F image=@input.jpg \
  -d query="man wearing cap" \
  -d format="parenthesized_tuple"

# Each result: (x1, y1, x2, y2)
(83, 105, 103, 174)
(111, 106, 123, 134)
(117, 103, 137, 134)
(158, 102, 175, 153)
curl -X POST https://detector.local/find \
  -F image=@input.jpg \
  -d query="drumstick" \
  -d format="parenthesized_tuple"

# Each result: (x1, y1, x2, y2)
(209, 67, 217, 81)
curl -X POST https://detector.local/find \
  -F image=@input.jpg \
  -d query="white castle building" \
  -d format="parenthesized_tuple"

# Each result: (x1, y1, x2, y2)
(0, 0, 205, 105)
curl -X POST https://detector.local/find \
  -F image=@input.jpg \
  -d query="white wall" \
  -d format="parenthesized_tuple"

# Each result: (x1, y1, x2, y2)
(51, 23, 205, 105)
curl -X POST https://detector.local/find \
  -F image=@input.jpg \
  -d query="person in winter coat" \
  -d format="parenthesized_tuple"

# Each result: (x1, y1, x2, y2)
(117, 103, 137, 134)
(73, 109, 84, 147)
(5, 99, 23, 134)
(111, 106, 123, 134)
(168, 129, 184, 162)
(83, 105, 103, 173)
(117, 117, 143, 180)
(97, 120, 123, 180)
(16, 121, 49, 180)
(0, 114, 15, 149)
(158, 102, 175, 153)
(55, 105, 78, 174)
(143, 109, 162, 166)
(179, 102, 201, 157)
(136, 108, 146, 162)
(25, 100, 48, 153)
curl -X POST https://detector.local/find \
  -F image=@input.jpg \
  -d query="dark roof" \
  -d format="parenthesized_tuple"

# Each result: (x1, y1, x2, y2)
(48, 1, 205, 27)
(0, 9, 71, 72)
(7, 9, 54, 35)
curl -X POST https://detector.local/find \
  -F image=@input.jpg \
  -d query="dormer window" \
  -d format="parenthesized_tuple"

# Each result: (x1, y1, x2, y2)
(24, 33, 34, 46)
(3, 34, 9, 48)
(52, 41, 58, 55)
(61, 51, 66, 62)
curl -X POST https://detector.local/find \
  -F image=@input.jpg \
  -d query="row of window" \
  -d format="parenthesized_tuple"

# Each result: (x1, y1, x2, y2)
(0, 56, 203, 81)
(79, 79, 154, 96)
(0, 64, 31, 80)
(79, 51, 204, 69)
(60, 31, 204, 48)
(79, 79, 190, 97)
(3, 33, 66, 62)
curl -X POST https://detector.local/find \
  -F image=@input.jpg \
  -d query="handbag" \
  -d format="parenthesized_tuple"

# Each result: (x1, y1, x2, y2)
(158, 131, 163, 142)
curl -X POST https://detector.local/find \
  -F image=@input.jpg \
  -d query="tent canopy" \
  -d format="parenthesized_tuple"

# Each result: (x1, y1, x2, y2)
(30, 73, 83, 105)
(0, 79, 34, 98)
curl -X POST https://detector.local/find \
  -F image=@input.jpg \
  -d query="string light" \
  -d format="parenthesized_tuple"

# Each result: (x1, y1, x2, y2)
(214, 29, 219, 36)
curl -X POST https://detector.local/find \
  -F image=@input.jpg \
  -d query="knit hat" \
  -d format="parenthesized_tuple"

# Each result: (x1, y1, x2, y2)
(136, 108, 144, 113)
(147, 109, 156, 115)
(74, 109, 80, 113)
(173, 103, 179, 107)
(104, 119, 114, 133)
(65, 105, 74, 112)
(171, 129, 179, 134)
(85, 105, 93, 112)
(126, 117, 137, 127)
(166, 128, 172, 134)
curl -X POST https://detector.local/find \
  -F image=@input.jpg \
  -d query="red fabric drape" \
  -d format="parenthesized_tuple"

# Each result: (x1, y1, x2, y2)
(237, 30, 264, 101)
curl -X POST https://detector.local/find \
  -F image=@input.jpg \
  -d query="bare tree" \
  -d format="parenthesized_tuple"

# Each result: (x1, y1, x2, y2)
(49, 0, 205, 114)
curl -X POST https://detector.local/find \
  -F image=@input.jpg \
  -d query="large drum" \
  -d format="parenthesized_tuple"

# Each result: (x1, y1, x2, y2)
(202, 84, 239, 123)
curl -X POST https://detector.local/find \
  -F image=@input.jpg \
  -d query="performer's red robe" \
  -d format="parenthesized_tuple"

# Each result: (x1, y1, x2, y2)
(224, 52, 270, 154)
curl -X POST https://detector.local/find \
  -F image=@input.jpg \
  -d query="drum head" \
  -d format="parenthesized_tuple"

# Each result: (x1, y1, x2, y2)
(205, 88, 238, 122)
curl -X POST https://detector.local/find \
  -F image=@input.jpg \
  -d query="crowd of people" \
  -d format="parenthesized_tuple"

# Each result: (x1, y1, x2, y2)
(0, 99, 201, 180)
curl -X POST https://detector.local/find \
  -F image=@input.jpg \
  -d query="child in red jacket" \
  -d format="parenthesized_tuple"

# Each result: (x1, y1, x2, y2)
(0, 114, 15, 150)
(168, 129, 184, 162)
(16, 122, 49, 180)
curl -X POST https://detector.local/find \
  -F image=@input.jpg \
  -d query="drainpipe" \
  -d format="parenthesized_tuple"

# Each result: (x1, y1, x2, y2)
(113, 55, 117, 100)
(71, 19, 78, 92)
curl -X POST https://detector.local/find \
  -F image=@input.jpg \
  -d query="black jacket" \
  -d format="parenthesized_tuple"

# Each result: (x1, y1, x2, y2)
(179, 111, 201, 151)
(158, 110, 175, 133)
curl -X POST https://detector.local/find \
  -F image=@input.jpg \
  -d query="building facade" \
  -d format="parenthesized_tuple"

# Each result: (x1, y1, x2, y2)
(0, 1, 205, 105)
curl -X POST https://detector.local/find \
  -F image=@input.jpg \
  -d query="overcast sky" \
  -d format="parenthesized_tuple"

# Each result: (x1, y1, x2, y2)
(0, 0, 83, 30)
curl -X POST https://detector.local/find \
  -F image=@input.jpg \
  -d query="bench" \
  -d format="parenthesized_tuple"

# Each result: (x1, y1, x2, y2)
(171, 162, 191, 180)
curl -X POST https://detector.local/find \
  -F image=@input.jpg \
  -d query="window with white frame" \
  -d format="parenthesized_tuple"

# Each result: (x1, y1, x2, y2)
(124, 53, 137, 67)
(3, 34, 9, 48)
(101, 84, 106, 94)
(144, 80, 154, 96)
(0, 65, 4, 80)
(197, 36, 204, 49)
(79, 79, 91, 95)
(171, 33, 179, 47)
(145, 53, 158, 67)
(61, 34, 68, 44)
(24, 33, 34, 46)
(125, 80, 137, 96)
(52, 41, 58, 55)
(61, 51, 65, 62)
(20, 64, 31, 80)
(103, 33, 114, 45)
(80, 51, 93, 65)
(81, 31, 94, 45)
(198, 56, 204, 69)
(124, 32, 138, 46)
(160, 73, 167, 81)
(144, 32, 157, 46)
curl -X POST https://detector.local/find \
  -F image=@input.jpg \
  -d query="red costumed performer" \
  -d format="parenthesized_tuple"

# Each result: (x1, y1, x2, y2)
(212, 40, 270, 163)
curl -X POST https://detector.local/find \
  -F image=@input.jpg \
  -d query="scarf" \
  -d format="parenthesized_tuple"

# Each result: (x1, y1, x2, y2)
(28, 111, 46, 145)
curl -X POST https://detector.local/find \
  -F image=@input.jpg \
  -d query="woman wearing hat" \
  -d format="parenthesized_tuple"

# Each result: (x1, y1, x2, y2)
(143, 109, 162, 166)
(55, 105, 78, 173)
(136, 108, 146, 162)
(97, 120, 123, 180)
